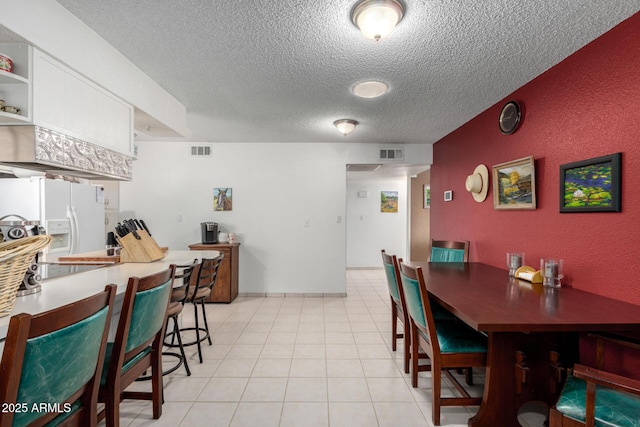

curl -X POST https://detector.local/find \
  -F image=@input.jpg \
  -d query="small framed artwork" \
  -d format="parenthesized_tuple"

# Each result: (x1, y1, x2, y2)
(492, 156, 536, 210)
(444, 190, 452, 202)
(214, 188, 232, 211)
(560, 152, 621, 213)
(381, 191, 398, 213)
(423, 185, 431, 208)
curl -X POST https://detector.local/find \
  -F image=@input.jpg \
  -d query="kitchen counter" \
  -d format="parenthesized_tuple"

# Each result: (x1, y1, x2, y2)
(0, 250, 220, 342)
(54, 249, 121, 264)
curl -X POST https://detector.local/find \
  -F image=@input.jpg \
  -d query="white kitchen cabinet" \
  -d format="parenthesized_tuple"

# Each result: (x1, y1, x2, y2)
(31, 48, 134, 156)
(0, 44, 32, 124)
(0, 44, 134, 157)
(31, 52, 65, 128)
(64, 71, 97, 141)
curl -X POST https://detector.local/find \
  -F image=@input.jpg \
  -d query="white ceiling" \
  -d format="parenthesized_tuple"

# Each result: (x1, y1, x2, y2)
(17, 2, 640, 145)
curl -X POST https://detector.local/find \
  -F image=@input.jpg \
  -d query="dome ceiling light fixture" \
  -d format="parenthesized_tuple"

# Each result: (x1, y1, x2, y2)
(353, 80, 388, 98)
(351, 0, 405, 42)
(334, 119, 358, 135)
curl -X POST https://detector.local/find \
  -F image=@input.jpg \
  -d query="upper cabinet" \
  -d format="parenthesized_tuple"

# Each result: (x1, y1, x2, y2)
(0, 44, 32, 124)
(0, 44, 134, 157)
(32, 49, 134, 156)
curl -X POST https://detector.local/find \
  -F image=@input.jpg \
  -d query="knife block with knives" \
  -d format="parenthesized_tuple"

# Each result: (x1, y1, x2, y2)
(115, 219, 165, 263)
(117, 229, 165, 262)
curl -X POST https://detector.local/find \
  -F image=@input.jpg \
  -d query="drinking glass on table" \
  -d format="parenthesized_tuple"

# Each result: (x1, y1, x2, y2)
(507, 252, 524, 277)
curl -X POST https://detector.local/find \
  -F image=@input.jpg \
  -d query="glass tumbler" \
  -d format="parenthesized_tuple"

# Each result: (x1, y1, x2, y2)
(540, 258, 564, 288)
(507, 252, 524, 277)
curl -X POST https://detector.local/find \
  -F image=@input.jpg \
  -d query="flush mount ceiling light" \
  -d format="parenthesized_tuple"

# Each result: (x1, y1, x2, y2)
(353, 81, 388, 98)
(351, 0, 405, 42)
(334, 119, 358, 135)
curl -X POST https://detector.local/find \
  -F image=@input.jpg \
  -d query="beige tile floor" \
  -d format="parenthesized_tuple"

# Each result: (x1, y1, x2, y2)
(111, 269, 485, 426)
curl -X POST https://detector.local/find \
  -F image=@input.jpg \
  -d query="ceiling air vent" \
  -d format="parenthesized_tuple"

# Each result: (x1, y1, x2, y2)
(379, 148, 404, 161)
(346, 164, 382, 172)
(190, 144, 213, 157)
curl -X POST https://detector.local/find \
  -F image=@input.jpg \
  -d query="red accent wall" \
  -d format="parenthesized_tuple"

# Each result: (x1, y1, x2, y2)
(431, 12, 640, 306)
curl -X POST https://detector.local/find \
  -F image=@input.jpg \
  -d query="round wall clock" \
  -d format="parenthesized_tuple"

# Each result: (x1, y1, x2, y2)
(499, 101, 521, 135)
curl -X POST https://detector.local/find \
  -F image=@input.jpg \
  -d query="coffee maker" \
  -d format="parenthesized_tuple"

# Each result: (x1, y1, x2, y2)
(201, 222, 218, 244)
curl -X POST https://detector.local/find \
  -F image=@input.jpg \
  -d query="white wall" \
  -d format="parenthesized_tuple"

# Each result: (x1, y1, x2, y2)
(121, 141, 350, 295)
(120, 141, 430, 295)
(346, 177, 408, 268)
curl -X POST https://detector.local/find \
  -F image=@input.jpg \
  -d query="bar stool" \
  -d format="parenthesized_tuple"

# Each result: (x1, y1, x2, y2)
(0, 285, 116, 427)
(162, 259, 198, 376)
(181, 255, 224, 363)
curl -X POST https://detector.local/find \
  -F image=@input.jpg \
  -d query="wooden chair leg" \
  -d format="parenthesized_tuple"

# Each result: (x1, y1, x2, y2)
(106, 392, 118, 427)
(516, 350, 529, 395)
(411, 322, 419, 388)
(152, 347, 163, 419)
(433, 362, 442, 426)
(549, 350, 566, 396)
(465, 367, 474, 385)
(391, 303, 398, 351)
(404, 327, 410, 374)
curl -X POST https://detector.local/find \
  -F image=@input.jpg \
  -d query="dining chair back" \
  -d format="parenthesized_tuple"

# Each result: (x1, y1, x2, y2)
(428, 239, 470, 262)
(0, 285, 116, 427)
(399, 261, 487, 426)
(381, 250, 411, 373)
(98, 265, 175, 427)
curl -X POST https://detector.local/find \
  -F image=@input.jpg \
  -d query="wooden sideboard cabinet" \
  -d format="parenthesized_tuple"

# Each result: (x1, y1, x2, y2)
(188, 242, 240, 303)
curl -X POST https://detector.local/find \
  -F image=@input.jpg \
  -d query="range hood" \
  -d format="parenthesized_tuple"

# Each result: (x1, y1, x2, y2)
(0, 126, 132, 180)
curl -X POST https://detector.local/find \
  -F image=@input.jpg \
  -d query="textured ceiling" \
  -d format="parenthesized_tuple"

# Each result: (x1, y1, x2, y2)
(52, 1, 640, 144)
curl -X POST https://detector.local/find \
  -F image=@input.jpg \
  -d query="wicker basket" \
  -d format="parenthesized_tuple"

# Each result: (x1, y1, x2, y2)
(0, 235, 52, 317)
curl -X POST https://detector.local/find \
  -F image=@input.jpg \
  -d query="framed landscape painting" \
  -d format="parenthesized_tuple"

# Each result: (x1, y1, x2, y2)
(492, 156, 536, 210)
(424, 185, 430, 208)
(560, 152, 621, 213)
(381, 191, 398, 213)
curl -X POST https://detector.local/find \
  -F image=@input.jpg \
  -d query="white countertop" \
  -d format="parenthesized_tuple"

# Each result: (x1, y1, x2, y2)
(0, 250, 219, 341)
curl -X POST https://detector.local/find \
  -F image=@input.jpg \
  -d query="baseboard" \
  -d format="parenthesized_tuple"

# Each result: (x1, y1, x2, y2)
(239, 292, 347, 298)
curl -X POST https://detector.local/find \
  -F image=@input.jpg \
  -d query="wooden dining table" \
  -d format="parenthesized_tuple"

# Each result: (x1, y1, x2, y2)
(405, 261, 640, 427)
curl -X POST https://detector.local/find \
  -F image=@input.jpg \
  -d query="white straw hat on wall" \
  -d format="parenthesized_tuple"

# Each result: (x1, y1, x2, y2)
(465, 164, 489, 202)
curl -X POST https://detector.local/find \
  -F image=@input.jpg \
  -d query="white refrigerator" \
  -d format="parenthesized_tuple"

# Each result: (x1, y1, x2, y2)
(0, 177, 105, 257)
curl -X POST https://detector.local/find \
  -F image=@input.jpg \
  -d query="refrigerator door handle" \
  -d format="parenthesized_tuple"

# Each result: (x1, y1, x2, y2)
(67, 206, 79, 255)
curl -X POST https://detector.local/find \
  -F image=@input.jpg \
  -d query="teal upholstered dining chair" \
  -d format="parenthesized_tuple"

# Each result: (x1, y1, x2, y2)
(427, 239, 469, 324)
(428, 239, 470, 263)
(98, 265, 175, 427)
(381, 250, 411, 373)
(0, 285, 116, 427)
(398, 261, 487, 426)
(550, 333, 640, 427)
